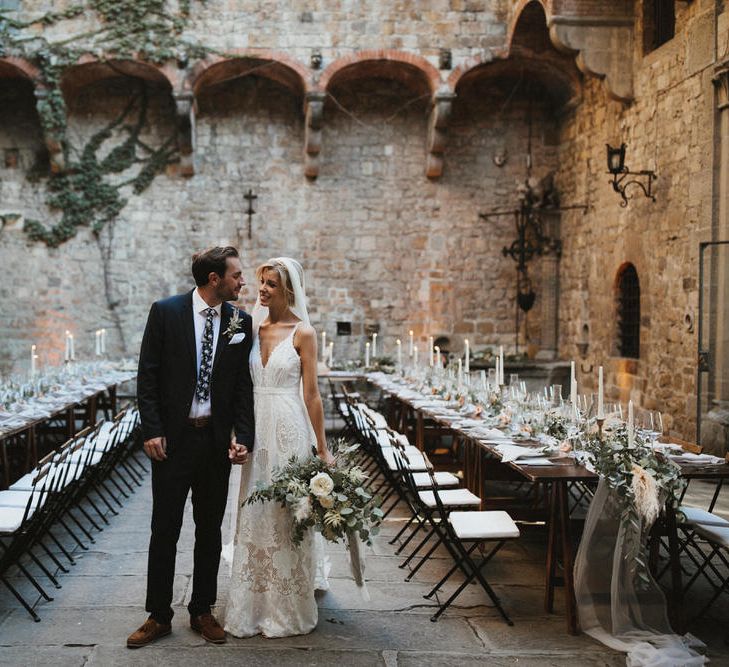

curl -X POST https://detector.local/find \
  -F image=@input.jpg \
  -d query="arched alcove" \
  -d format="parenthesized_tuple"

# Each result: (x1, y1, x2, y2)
(615, 262, 641, 359)
(0, 71, 46, 174)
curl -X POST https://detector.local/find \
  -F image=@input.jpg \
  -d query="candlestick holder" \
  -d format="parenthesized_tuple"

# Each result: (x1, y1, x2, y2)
(596, 418, 605, 440)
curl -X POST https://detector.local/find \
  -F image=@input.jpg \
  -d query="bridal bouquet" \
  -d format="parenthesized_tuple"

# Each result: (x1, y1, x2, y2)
(244, 439, 383, 545)
(243, 439, 383, 594)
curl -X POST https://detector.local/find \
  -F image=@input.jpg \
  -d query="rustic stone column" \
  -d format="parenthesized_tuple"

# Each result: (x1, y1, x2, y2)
(701, 64, 729, 454)
(33, 87, 65, 173)
(304, 91, 326, 180)
(426, 91, 455, 180)
(174, 92, 196, 177)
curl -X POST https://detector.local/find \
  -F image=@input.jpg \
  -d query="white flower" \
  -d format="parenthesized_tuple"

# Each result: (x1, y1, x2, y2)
(348, 467, 367, 485)
(294, 496, 311, 522)
(287, 479, 306, 495)
(318, 495, 334, 509)
(309, 472, 335, 497)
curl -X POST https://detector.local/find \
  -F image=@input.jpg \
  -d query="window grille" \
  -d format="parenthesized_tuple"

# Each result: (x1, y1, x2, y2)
(616, 264, 640, 359)
(644, 0, 675, 53)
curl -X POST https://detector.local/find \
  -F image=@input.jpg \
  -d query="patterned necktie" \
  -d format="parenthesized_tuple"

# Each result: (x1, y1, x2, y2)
(195, 307, 216, 402)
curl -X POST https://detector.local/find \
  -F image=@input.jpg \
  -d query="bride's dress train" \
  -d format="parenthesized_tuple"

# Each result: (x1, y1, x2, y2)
(223, 323, 329, 638)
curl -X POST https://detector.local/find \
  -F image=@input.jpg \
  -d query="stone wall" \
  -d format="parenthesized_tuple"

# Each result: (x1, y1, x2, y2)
(1, 0, 728, 446)
(0, 67, 557, 370)
(555, 0, 723, 440)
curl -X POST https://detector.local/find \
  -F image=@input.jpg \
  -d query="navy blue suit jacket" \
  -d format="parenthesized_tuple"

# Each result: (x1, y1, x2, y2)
(136, 290, 255, 451)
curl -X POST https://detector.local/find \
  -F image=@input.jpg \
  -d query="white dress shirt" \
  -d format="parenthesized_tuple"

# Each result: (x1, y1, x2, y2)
(189, 288, 222, 418)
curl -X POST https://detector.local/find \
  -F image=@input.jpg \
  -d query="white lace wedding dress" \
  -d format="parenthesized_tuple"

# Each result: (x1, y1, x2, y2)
(223, 322, 329, 638)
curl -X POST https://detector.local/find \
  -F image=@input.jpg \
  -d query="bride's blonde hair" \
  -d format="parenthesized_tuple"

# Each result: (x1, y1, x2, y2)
(255, 258, 304, 308)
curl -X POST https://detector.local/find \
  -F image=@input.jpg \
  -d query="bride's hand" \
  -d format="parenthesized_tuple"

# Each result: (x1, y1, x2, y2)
(319, 449, 336, 467)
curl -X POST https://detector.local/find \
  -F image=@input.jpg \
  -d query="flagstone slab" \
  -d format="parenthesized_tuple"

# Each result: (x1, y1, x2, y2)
(0, 646, 91, 667)
(85, 646, 387, 666)
(396, 651, 625, 666)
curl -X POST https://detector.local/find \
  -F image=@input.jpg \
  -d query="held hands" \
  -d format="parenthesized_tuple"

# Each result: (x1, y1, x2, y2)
(143, 437, 167, 461)
(229, 440, 250, 465)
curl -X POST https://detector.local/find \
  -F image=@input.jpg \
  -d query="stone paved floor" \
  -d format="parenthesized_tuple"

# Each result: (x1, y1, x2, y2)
(1, 464, 728, 666)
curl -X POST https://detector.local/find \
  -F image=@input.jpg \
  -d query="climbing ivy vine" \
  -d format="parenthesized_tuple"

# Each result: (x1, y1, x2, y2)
(0, 0, 209, 246)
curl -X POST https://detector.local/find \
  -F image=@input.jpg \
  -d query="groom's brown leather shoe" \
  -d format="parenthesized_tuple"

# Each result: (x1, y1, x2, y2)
(190, 613, 227, 644)
(126, 617, 171, 648)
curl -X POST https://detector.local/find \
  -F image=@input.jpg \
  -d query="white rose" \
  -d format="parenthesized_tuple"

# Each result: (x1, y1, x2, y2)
(318, 495, 334, 509)
(309, 472, 335, 497)
(294, 496, 311, 522)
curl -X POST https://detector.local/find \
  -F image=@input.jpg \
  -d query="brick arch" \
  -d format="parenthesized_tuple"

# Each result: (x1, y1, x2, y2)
(506, 0, 553, 54)
(450, 0, 580, 109)
(0, 56, 41, 82)
(60, 57, 175, 100)
(189, 51, 311, 99)
(319, 50, 441, 97)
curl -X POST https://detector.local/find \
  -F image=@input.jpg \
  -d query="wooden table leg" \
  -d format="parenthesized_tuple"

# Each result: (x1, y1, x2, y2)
(544, 482, 558, 614)
(0, 437, 9, 490)
(416, 412, 424, 451)
(558, 481, 578, 635)
(109, 384, 117, 417)
(66, 407, 75, 439)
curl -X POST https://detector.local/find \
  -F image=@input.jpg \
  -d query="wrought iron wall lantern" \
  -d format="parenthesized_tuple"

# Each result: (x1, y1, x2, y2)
(606, 143, 657, 207)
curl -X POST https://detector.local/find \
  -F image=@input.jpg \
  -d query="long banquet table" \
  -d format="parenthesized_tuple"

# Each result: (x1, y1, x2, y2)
(0, 366, 136, 489)
(366, 372, 729, 635)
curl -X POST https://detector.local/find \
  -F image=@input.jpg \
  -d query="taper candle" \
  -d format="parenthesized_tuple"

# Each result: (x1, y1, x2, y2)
(597, 366, 605, 420)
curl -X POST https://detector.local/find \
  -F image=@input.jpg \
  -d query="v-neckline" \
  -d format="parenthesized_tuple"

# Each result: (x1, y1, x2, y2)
(258, 322, 299, 370)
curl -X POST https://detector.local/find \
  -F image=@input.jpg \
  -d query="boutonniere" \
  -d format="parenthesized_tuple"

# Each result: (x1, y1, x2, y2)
(223, 307, 243, 338)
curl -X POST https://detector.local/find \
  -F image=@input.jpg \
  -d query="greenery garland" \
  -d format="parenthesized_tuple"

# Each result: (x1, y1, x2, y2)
(0, 0, 209, 246)
(582, 423, 685, 587)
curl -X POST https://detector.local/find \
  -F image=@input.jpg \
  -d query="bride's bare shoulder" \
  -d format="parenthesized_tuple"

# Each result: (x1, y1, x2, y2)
(294, 322, 316, 345)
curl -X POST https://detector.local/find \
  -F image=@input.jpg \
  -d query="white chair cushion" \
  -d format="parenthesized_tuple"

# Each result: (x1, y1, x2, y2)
(449, 511, 520, 540)
(419, 488, 481, 508)
(9, 472, 34, 492)
(694, 523, 729, 549)
(411, 471, 460, 488)
(383, 449, 428, 472)
(679, 506, 729, 527)
(376, 431, 393, 450)
(0, 505, 35, 533)
(394, 433, 411, 447)
(0, 490, 45, 511)
(361, 405, 388, 429)
(10, 465, 65, 492)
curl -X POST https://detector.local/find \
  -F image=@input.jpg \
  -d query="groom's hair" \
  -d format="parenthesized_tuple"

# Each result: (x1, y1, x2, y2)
(192, 246, 239, 286)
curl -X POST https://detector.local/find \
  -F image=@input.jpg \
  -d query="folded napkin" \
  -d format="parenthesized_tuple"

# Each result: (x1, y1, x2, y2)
(669, 452, 725, 465)
(515, 457, 554, 466)
(473, 427, 511, 441)
(494, 443, 548, 463)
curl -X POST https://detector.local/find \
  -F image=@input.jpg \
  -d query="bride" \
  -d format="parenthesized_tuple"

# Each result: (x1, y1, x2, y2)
(224, 257, 334, 638)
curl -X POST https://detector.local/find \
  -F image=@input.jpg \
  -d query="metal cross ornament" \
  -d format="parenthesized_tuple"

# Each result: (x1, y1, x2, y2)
(244, 189, 257, 239)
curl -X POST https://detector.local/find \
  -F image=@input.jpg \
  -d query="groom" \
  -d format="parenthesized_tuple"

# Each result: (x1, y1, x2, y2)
(127, 246, 254, 648)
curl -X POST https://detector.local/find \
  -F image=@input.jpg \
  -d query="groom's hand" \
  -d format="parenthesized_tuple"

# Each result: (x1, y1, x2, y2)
(144, 436, 167, 461)
(229, 440, 249, 465)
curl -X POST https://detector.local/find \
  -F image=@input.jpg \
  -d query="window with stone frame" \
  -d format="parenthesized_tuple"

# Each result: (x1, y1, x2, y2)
(615, 263, 640, 359)
(643, 0, 675, 54)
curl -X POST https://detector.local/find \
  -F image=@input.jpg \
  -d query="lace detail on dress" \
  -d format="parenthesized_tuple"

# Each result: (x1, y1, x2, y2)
(223, 323, 329, 638)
